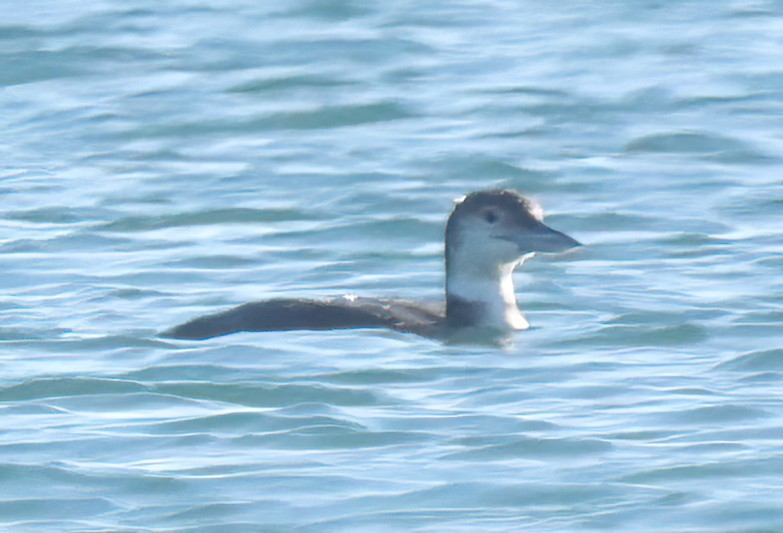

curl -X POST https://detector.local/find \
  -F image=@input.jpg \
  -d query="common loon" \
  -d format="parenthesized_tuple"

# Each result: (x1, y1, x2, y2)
(163, 190, 580, 341)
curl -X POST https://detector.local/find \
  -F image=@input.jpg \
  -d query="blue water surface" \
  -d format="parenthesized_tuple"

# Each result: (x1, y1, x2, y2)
(1, 0, 782, 530)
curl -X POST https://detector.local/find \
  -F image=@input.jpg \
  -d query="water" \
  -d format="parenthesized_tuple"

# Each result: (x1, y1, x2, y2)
(2, 0, 782, 530)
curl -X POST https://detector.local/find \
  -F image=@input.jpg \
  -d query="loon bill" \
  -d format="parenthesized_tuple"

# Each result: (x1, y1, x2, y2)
(163, 189, 580, 341)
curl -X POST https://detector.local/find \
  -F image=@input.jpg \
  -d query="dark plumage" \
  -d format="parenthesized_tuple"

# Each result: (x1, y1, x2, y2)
(164, 297, 442, 340)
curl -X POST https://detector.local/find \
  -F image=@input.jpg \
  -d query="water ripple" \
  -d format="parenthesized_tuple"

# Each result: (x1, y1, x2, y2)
(1, 0, 782, 530)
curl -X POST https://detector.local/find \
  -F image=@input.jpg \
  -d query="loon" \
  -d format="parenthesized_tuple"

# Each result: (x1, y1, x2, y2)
(163, 190, 580, 341)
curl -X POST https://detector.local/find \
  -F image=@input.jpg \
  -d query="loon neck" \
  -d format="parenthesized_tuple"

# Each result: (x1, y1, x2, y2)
(445, 260, 529, 331)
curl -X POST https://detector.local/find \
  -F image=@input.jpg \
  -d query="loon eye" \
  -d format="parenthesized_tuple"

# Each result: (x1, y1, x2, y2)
(483, 210, 499, 224)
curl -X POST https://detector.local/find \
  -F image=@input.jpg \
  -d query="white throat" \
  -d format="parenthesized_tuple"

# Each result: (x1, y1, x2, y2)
(446, 259, 529, 331)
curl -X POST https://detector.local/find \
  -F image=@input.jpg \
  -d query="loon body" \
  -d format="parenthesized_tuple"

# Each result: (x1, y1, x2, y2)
(163, 190, 579, 341)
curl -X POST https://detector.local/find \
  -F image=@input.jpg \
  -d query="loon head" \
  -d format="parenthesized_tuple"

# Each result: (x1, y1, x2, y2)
(445, 189, 580, 331)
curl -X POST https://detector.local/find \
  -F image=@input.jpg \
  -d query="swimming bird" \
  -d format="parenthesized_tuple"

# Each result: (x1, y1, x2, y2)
(163, 190, 580, 341)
